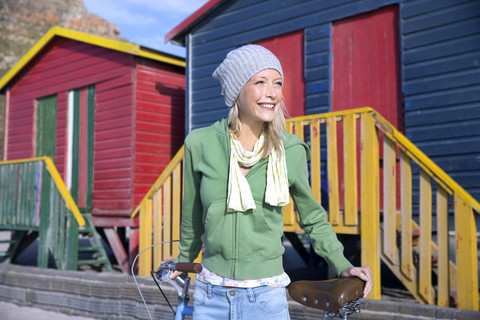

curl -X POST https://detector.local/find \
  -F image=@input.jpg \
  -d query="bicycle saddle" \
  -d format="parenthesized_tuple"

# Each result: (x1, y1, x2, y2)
(288, 277, 365, 313)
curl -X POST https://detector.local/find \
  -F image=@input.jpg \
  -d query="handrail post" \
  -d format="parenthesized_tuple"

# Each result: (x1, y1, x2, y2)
(360, 113, 380, 299)
(65, 212, 79, 270)
(138, 198, 153, 276)
(436, 187, 449, 307)
(400, 152, 414, 280)
(419, 170, 433, 304)
(327, 117, 339, 225)
(37, 162, 50, 268)
(343, 114, 358, 226)
(310, 119, 322, 204)
(454, 193, 479, 310)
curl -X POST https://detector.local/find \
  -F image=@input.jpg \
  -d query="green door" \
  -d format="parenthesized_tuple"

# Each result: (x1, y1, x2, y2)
(70, 85, 95, 211)
(36, 95, 58, 269)
(36, 95, 57, 161)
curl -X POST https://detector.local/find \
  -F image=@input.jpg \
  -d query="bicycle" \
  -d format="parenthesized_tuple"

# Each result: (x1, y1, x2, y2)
(153, 261, 365, 320)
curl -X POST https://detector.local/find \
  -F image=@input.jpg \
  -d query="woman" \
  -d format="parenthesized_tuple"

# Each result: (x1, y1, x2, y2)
(170, 44, 372, 319)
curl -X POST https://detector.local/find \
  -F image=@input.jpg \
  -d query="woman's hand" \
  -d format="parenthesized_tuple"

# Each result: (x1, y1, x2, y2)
(160, 259, 183, 279)
(340, 266, 372, 297)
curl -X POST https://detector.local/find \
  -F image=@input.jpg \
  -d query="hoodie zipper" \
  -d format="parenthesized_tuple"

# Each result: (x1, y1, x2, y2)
(232, 158, 268, 278)
(232, 208, 238, 278)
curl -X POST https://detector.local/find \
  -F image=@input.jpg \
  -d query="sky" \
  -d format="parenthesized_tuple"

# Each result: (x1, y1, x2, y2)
(83, 0, 210, 58)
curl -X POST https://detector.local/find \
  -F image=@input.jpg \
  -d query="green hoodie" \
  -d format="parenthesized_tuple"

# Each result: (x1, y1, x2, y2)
(177, 118, 352, 280)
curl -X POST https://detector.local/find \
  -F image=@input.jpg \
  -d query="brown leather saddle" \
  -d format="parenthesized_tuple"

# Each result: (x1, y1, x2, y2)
(288, 277, 365, 313)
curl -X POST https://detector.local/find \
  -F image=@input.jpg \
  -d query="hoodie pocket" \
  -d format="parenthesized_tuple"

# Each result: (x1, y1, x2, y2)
(202, 200, 233, 258)
(237, 203, 285, 259)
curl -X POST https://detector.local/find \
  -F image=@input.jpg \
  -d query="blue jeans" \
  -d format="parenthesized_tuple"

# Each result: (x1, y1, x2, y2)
(192, 279, 290, 320)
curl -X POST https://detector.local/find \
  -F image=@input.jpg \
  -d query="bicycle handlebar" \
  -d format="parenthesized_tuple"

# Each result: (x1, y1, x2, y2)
(156, 261, 203, 277)
(154, 262, 202, 300)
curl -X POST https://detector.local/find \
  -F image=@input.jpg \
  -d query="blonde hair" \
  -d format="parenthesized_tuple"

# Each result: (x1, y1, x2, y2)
(228, 101, 287, 157)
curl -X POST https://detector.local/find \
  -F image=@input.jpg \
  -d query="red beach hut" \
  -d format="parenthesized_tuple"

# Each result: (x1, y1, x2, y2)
(0, 26, 186, 272)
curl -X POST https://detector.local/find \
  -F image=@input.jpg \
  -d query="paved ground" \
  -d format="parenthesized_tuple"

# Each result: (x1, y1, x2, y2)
(2, 230, 98, 319)
(0, 301, 98, 320)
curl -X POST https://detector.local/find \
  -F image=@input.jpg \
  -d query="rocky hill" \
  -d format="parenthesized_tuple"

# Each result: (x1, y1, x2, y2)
(0, 0, 124, 156)
(0, 0, 123, 77)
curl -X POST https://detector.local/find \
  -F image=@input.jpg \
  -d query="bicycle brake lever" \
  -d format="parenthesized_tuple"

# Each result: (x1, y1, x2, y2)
(160, 271, 186, 297)
(157, 262, 187, 297)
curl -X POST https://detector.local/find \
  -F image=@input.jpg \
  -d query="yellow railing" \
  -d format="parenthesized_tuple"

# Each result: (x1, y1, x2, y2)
(132, 107, 479, 311)
(131, 148, 185, 276)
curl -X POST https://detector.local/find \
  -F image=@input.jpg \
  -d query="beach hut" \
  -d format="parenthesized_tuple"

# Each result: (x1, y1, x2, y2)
(0, 26, 186, 272)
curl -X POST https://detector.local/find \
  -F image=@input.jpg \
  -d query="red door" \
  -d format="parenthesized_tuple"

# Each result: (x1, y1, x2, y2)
(256, 30, 305, 118)
(332, 5, 402, 210)
(332, 5, 402, 129)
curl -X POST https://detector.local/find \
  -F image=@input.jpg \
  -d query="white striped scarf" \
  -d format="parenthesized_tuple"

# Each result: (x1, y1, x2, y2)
(227, 133, 290, 212)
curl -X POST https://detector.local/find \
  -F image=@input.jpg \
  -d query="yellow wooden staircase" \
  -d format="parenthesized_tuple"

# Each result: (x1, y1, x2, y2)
(132, 107, 479, 311)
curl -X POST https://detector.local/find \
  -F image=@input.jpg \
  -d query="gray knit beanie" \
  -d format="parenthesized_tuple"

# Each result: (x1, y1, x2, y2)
(212, 44, 284, 107)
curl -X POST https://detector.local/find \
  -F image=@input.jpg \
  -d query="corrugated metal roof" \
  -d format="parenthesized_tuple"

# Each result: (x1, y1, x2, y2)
(0, 26, 185, 92)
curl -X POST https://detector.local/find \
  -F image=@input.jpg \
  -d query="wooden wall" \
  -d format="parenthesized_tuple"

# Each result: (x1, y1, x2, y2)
(90, 49, 135, 220)
(401, 0, 480, 202)
(133, 58, 185, 207)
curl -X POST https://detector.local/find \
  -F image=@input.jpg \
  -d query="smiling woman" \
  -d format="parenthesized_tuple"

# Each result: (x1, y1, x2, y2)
(82, 0, 208, 56)
(161, 44, 372, 320)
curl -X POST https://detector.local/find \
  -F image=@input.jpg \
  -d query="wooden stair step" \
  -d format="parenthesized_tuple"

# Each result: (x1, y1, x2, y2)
(77, 214, 114, 272)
